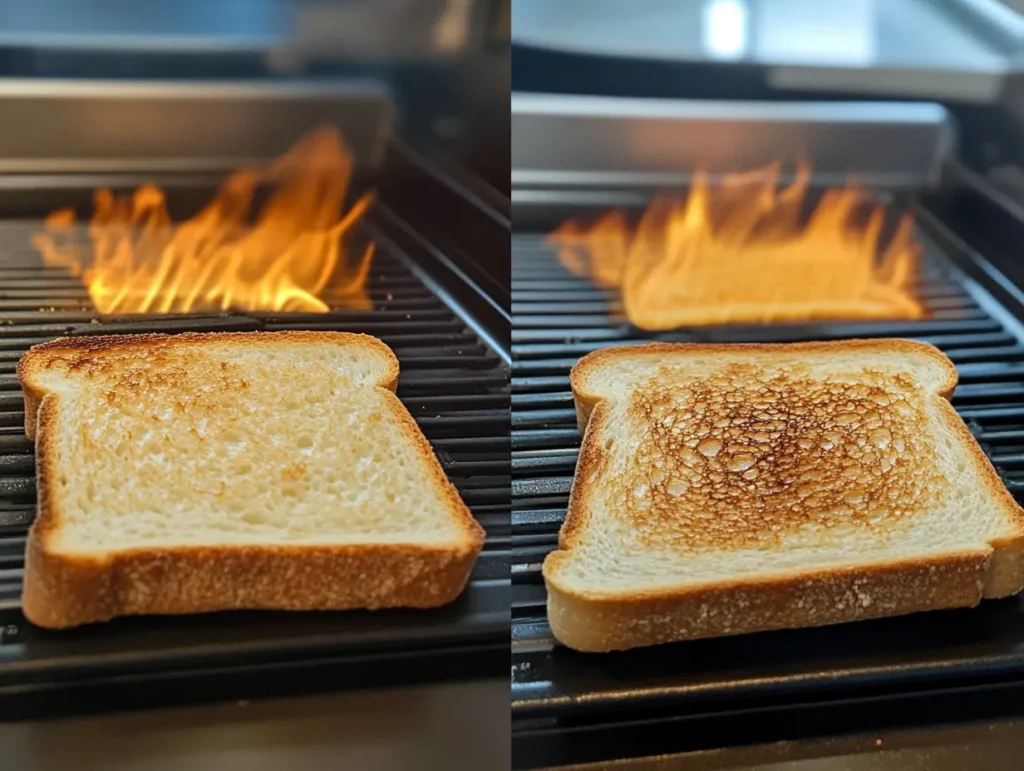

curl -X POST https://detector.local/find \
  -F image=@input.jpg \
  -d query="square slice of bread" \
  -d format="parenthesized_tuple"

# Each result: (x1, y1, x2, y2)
(18, 331, 484, 628)
(544, 339, 1024, 652)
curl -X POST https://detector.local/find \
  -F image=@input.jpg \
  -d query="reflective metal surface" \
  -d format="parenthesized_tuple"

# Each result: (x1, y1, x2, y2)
(512, 0, 1022, 102)
(0, 79, 393, 174)
(0, 0, 484, 59)
(512, 93, 954, 190)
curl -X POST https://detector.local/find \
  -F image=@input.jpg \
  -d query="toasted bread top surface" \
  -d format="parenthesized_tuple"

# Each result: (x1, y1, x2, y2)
(548, 340, 1024, 595)
(20, 331, 482, 554)
(619, 363, 943, 552)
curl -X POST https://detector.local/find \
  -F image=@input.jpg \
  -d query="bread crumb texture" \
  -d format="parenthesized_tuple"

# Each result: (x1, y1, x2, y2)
(29, 333, 471, 550)
(625, 364, 943, 552)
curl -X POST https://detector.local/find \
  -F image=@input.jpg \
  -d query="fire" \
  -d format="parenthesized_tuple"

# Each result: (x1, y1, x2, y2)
(547, 163, 922, 329)
(33, 127, 373, 314)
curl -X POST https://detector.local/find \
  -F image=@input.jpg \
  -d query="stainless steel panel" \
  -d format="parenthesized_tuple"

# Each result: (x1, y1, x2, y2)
(0, 0, 487, 59)
(0, 0, 288, 52)
(511, 93, 955, 190)
(0, 79, 394, 174)
(511, 0, 1012, 103)
(275, 0, 479, 65)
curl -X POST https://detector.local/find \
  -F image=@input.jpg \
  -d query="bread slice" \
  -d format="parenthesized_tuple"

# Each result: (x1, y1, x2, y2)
(18, 331, 484, 628)
(544, 339, 1024, 652)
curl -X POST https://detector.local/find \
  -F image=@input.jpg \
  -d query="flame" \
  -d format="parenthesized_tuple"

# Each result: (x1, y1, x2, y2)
(547, 163, 922, 329)
(33, 127, 374, 314)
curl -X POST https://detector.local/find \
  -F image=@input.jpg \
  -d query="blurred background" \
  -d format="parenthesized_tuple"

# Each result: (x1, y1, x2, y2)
(0, 0, 510, 191)
(512, 0, 1024, 192)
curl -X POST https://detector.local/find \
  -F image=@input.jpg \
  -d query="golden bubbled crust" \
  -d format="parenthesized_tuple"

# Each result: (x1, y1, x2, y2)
(35, 343, 254, 415)
(620, 364, 945, 551)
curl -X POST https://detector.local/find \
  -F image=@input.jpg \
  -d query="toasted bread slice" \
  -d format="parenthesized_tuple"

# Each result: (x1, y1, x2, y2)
(18, 331, 484, 628)
(544, 339, 1024, 652)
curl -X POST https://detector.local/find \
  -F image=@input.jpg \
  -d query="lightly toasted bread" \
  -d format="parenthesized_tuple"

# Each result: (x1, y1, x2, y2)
(18, 331, 484, 629)
(543, 339, 1024, 652)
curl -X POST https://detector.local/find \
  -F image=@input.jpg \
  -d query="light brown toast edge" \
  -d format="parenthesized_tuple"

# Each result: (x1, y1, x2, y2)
(18, 331, 485, 629)
(18, 331, 401, 442)
(543, 339, 1024, 652)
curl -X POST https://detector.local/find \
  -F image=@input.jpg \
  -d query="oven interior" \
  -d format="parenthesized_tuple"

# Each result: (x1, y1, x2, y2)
(510, 96, 1024, 769)
(0, 81, 511, 720)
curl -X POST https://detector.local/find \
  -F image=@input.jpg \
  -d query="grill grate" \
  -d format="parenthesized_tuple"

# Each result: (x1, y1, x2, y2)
(0, 216, 509, 717)
(511, 221, 1024, 722)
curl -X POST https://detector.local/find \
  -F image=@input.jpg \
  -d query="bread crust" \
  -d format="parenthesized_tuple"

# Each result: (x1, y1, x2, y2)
(545, 339, 1024, 652)
(546, 551, 988, 652)
(19, 331, 484, 629)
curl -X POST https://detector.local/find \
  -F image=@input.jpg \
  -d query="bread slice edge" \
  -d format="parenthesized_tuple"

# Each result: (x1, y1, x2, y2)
(546, 550, 990, 652)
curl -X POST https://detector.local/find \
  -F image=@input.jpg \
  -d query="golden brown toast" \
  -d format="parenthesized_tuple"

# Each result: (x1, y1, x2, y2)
(543, 339, 1024, 652)
(18, 331, 484, 628)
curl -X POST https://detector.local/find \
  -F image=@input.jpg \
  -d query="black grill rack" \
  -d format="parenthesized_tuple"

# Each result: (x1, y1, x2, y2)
(511, 203, 1024, 768)
(0, 204, 510, 720)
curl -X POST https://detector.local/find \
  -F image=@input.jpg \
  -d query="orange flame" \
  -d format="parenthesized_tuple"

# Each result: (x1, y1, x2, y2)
(33, 127, 374, 314)
(547, 163, 922, 329)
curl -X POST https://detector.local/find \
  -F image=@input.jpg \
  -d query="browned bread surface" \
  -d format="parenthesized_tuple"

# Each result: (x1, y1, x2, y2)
(544, 340, 1024, 652)
(18, 331, 484, 628)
